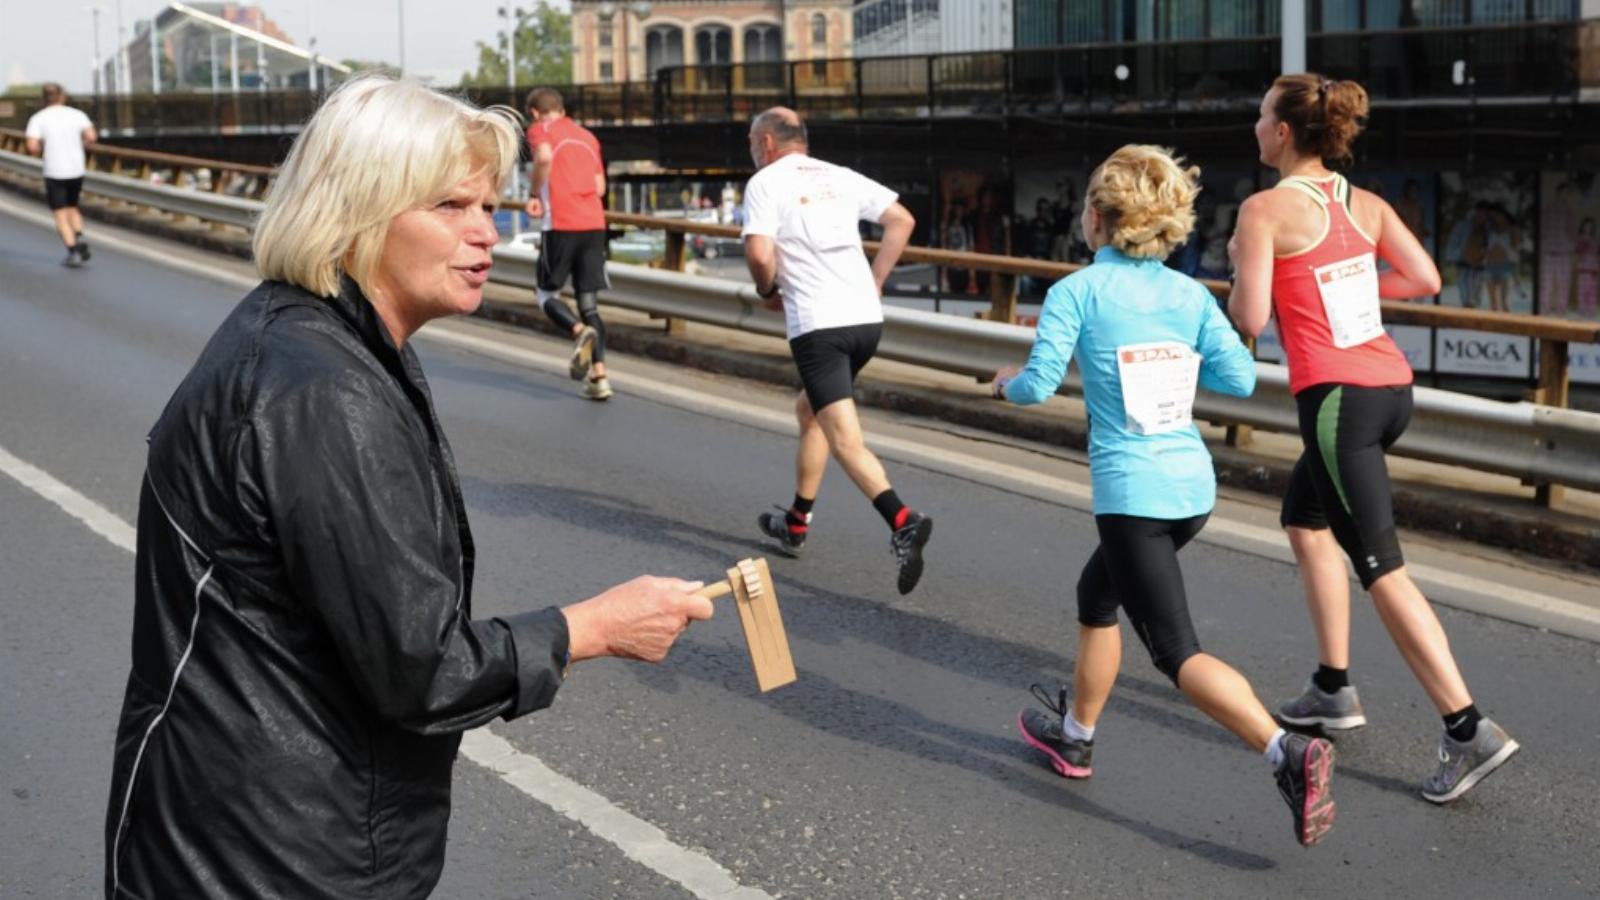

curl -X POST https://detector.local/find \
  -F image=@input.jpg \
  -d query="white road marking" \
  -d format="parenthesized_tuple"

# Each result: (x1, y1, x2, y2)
(5, 191, 1596, 644)
(0, 440, 773, 900)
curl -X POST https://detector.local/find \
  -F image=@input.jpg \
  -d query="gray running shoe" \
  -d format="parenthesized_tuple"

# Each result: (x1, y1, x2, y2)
(582, 375, 614, 401)
(569, 326, 599, 380)
(1421, 718, 1519, 804)
(1277, 679, 1367, 730)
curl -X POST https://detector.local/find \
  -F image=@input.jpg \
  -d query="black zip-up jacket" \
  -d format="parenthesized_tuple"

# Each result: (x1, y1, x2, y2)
(105, 280, 570, 899)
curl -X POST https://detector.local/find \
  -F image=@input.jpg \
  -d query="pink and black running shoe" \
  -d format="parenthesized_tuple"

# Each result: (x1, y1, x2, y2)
(1016, 685, 1093, 779)
(1274, 732, 1336, 847)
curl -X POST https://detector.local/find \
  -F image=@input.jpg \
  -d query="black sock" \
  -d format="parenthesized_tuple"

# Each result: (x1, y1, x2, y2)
(1312, 664, 1349, 694)
(787, 495, 814, 527)
(871, 489, 908, 530)
(1444, 704, 1482, 743)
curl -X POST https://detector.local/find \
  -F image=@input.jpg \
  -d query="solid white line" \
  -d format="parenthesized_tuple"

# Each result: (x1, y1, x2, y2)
(0, 439, 772, 900)
(0, 444, 136, 553)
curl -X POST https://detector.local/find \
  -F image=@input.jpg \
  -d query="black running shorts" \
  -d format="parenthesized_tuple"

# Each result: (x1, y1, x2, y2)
(1280, 382, 1412, 589)
(1076, 513, 1209, 685)
(45, 177, 84, 211)
(537, 229, 609, 293)
(788, 322, 882, 413)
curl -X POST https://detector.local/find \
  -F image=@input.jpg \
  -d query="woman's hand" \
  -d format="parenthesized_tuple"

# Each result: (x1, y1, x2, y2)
(991, 365, 1021, 400)
(562, 576, 715, 664)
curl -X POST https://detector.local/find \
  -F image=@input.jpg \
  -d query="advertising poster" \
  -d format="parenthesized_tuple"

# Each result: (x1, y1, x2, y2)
(1539, 172, 1600, 384)
(939, 169, 1013, 296)
(1013, 161, 1090, 296)
(1436, 171, 1536, 377)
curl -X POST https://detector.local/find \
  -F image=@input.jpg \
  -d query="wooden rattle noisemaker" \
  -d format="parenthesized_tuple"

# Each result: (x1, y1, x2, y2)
(695, 558, 796, 693)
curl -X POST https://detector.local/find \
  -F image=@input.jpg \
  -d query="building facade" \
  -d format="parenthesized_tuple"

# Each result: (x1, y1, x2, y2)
(570, 0, 854, 84)
(854, 0, 1014, 57)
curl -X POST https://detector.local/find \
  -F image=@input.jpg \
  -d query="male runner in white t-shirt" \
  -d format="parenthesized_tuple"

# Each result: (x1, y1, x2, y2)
(741, 107, 932, 595)
(24, 83, 97, 268)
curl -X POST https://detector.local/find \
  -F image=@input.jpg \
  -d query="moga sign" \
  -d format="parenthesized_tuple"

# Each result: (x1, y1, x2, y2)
(1434, 329, 1532, 377)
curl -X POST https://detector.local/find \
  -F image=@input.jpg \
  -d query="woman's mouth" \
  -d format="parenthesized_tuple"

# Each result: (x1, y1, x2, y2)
(456, 261, 491, 287)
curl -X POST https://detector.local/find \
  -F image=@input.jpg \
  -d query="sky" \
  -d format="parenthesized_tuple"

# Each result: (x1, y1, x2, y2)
(0, 0, 569, 92)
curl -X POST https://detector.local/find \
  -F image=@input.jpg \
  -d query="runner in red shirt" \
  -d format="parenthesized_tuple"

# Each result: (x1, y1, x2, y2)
(1229, 74, 1518, 805)
(524, 88, 614, 400)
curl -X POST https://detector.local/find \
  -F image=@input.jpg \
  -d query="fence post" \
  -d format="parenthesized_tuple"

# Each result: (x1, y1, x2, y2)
(1530, 338, 1570, 507)
(660, 229, 688, 336)
(986, 272, 1017, 323)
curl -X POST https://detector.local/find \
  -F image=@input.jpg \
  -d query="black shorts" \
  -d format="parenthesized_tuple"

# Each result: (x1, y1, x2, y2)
(1076, 513, 1208, 685)
(45, 177, 83, 211)
(789, 323, 882, 413)
(537, 229, 609, 294)
(1280, 382, 1412, 589)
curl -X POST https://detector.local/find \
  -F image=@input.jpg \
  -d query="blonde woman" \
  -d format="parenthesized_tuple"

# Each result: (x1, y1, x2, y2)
(993, 145, 1335, 847)
(104, 77, 713, 899)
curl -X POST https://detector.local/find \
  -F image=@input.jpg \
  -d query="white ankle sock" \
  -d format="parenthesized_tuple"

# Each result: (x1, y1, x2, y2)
(1265, 728, 1288, 769)
(1062, 710, 1095, 743)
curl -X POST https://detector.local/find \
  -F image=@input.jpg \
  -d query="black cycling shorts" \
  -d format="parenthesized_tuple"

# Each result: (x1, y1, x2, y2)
(788, 322, 882, 413)
(45, 177, 84, 211)
(537, 229, 609, 294)
(1280, 382, 1412, 589)
(1077, 513, 1208, 685)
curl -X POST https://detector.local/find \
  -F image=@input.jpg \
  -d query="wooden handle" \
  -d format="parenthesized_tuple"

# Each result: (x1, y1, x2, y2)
(695, 580, 733, 600)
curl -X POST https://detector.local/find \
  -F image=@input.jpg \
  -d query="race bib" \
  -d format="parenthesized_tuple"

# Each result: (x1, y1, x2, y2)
(1116, 341, 1201, 436)
(798, 192, 861, 251)
(1313, 253, 1384, 349)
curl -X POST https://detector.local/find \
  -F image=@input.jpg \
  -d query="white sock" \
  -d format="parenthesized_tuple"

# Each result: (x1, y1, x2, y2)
(1264, 728, 1288, 769)
(1062, 710, 1095, 743)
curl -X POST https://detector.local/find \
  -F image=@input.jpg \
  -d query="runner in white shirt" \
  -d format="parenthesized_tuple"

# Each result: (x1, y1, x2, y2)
(741, 107, 933, 595)
(24, 83, 98, 267)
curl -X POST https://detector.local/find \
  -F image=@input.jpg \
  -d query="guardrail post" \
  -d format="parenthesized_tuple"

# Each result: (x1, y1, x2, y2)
(985, 272, 1017, 323)
(661, 230, 688, 336)
(1529, 338, 1570, 507)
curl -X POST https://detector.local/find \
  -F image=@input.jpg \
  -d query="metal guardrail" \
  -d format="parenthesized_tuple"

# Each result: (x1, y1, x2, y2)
(0, 128, 273, 200)
(3, 148, 1598, 499)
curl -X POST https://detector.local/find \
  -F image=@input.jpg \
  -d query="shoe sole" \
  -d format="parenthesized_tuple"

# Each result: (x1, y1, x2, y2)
(583, 386, 613, 401)
(569, 330, 597, 380)
(1297, 738, 1336, 847)
(1277, 711, 1367, 730)
(1015, 712, 1092, 779)
(1421, 738, 1520, 804)
(895, 517, 933, 595)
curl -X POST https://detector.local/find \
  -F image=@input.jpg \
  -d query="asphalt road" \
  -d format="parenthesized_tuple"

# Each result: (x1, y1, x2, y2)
(1, 209, 1597, 899)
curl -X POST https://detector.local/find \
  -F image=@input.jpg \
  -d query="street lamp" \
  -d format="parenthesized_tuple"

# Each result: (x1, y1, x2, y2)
(499, 6, 525, 99)
(83, 5, 105, 95)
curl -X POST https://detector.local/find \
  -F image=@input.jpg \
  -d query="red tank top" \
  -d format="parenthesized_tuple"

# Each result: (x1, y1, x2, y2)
(1270, 174, 1413, 395)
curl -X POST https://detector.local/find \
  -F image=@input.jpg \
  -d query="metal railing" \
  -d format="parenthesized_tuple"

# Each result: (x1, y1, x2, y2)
(2, 145, 1597, 506)
(0, 127, 273, 200)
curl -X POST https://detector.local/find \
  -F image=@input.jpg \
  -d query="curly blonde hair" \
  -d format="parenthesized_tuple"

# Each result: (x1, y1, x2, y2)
(1086, 145, 1200, 260)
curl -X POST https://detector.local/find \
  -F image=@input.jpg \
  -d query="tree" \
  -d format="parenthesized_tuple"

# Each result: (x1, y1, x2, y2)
(461, 1, 571, 89)
(340, 59, 402, 78)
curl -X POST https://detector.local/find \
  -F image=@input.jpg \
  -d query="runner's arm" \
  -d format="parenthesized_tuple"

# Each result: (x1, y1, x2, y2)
(1196, 290, 1257, 398)
(1371, 195, 1442, 300)
(745, 235, 779, 297)
(24, 137, 40, 155)
(82, 124, 98, 146)
(1227, 193, 1275, 338)
(1002, 279, 1082, 406)
(870, 202, 914, 294)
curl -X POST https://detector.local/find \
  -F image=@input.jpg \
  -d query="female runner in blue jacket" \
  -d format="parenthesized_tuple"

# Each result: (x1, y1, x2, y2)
(994, 145, 1335, 847)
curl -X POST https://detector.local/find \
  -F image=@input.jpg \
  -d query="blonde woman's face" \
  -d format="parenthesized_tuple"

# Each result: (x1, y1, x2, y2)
(372, 169, 500, 329)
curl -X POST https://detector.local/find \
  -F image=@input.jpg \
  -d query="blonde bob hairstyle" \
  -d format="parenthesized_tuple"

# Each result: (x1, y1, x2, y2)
(253, 76, 521, 298)
(1085, 144, 1201, 261)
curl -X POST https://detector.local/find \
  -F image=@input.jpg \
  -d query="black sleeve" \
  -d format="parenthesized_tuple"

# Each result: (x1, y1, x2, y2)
(248, 369, 568, 733)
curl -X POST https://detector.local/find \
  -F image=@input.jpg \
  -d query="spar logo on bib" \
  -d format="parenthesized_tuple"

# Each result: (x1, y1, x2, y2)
(1120, 345, 1189, 365)
(1318, 258, 1371, 284)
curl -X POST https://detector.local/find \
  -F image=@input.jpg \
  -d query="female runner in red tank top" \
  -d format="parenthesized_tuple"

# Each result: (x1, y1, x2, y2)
(1228, 74, 1518, 804)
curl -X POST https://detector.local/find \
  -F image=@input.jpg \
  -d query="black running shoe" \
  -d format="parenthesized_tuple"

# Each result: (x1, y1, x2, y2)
(1017, 684, 1093, 778)
(63, 248, 83, 268)
(757, 505, 808, 557)
(1274, 732, 1336, 847)
(75, 239, 90, 262)
(890, 511, 932, 595)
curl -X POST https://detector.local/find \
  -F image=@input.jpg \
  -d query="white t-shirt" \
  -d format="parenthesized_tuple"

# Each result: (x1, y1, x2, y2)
(741, 153, 898, 339)
(24, 105, 94, 180)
